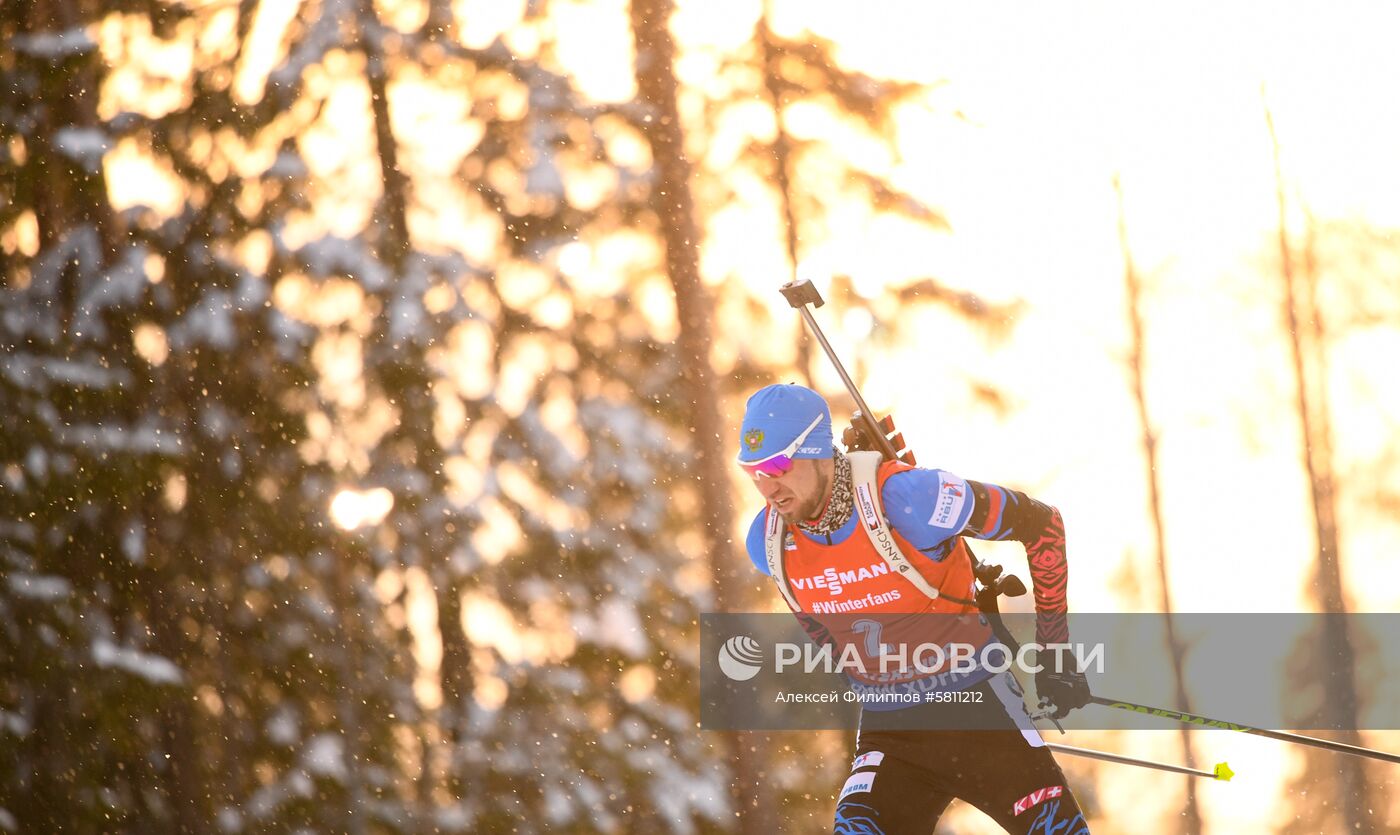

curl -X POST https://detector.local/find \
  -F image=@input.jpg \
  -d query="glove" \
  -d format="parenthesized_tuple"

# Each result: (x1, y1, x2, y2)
(1036, 668, 1091, 719)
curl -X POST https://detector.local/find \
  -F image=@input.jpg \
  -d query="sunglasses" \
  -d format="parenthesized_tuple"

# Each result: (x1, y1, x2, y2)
(737, 414, 824, 478)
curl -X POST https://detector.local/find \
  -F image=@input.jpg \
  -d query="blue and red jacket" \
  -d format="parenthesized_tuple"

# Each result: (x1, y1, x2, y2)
(746, 461, 1069, 693)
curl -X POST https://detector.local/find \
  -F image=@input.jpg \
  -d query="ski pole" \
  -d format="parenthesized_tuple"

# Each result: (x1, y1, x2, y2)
(779, 278, 912, 464)
(983, 581, 1400, 768)
(976, 569, 1229, 779)
(1089, 696, 1400, 767)
(1044, 742, 1233, 781)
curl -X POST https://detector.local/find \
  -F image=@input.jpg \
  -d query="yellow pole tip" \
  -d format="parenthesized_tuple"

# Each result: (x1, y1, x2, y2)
(1214, 762, 1235, 782)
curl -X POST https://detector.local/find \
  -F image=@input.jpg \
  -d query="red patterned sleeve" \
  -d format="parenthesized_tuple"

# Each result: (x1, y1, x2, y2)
(1024, 507, 1069, 645)
(963, 481, 1070, 645)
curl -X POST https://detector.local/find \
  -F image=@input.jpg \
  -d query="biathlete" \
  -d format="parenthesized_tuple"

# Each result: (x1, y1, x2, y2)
(737, 383, 1092, 835)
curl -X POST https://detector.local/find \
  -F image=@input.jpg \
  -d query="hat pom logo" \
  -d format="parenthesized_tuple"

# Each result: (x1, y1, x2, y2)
(743, 429, 764, 451)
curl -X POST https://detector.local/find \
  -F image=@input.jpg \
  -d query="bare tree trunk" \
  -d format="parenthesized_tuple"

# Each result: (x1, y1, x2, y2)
(354, 10, 411, 822)
(325, 560, 370, 835)
(25, 0, 118, 256)
(1113, 175, 1202, 835)
(629, 0, 744, 616)
(1265, 97, 1373, 835)
(359, 0, 411, 272)
(357, 4, 470, 819)
(140, 538, 207, 834)
(630, 2, 773, 831)
(756, 7, 813, 387)
(27, 0, 208, 827)
(435, 581, 475, 797)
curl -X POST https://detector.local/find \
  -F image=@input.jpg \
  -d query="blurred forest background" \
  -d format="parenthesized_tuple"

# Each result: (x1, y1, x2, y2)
(4, 0, 1400, 832)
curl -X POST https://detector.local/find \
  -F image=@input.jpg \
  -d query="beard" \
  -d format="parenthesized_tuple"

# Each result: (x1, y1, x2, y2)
(782, 464, 831, 524)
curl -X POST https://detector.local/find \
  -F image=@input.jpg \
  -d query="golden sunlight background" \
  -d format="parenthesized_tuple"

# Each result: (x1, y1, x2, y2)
(34, 0, 1400, 832)
(772, 4, 1400, 833)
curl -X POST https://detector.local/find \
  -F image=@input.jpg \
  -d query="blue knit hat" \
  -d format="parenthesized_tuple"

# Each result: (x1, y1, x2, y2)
(737, 384, 833, 463)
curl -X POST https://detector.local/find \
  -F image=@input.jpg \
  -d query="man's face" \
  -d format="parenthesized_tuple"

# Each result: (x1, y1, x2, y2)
(748, 458, 832, 523)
